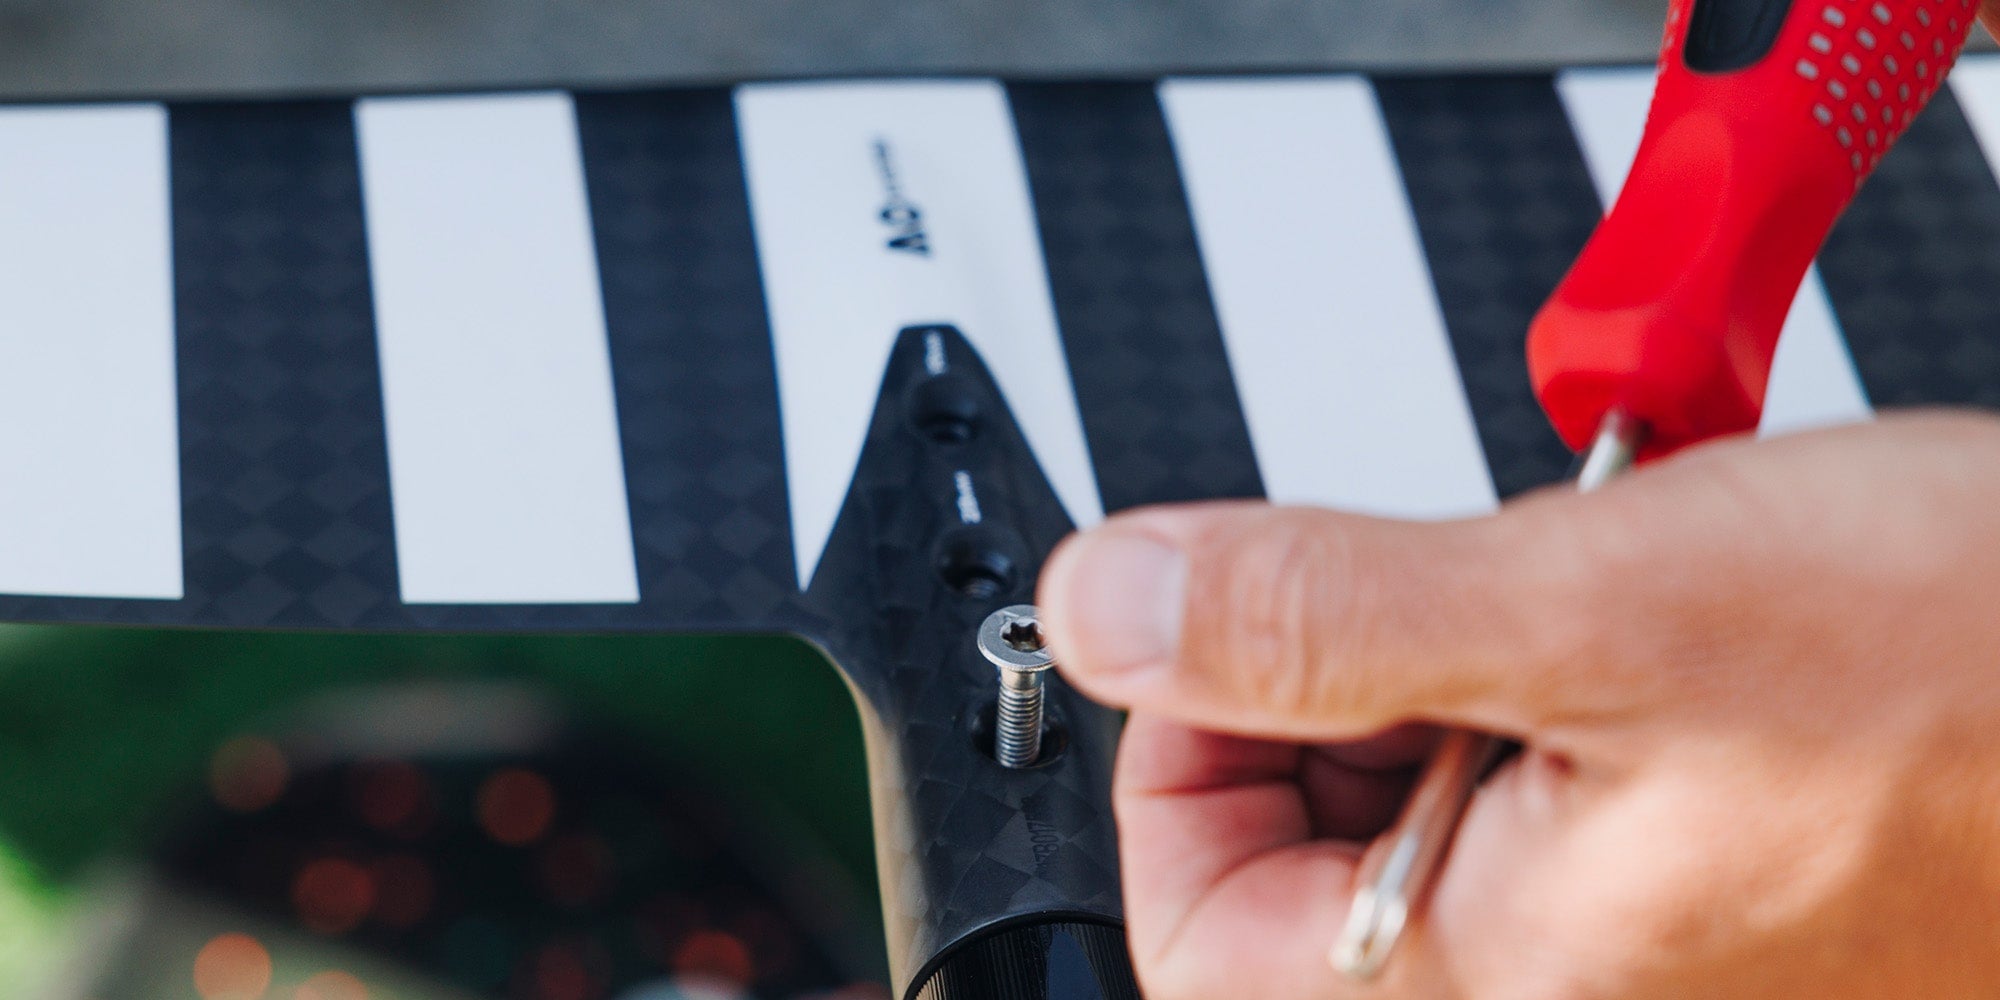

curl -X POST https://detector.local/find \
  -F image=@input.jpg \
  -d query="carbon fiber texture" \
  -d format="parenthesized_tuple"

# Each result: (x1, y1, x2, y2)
(1375, 75, 1597, 499)
(1821, 85, 2000, 409)
(1010, 82, 1267, 512)
(798, 328, 1123, 997)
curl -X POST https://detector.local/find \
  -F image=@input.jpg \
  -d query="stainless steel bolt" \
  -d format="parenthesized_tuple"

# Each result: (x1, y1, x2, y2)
(977, 604, 1056, 768)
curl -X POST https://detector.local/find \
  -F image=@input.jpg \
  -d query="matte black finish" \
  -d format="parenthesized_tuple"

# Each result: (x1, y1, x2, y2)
(914, 919, 1141, 1000)
(575, 90, 804, 627)
(1821, 86, 2000, 409)
(1010, 81, 1267, 511)
(1684, 0, 1797, 72)
(799, 326, 1124, 997)
(1375, 74, 1598, 498)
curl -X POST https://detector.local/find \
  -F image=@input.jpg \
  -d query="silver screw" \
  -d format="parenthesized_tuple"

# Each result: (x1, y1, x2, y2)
(977, 604, 1056, 768)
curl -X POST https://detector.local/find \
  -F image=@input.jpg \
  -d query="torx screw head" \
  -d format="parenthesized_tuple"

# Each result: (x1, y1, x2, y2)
(978, 604, 1056, 673)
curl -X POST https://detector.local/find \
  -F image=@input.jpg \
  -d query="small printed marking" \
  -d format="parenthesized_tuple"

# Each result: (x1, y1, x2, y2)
(1873, 2, 1892, 23)
(1830, 79, 1850, 98)
(1857, 28, 1877, 48)
(1886, 54, 1901, 74)
(1810, 33, 1835, 53)
(923, 329, 947, 374)
(1825, 6, 1847, 26)
(1843, 53, 1864, 74)
(1814, 103, 1836, 125)
(953, 470, 982, 524)
(1867, 79, 1883, 99)
(1799, 59, 1822, 79)
(1837, 125, 1854, 146)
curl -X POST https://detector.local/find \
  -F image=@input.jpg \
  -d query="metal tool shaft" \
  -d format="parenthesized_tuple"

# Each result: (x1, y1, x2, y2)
(1331, 410, 1643, 981)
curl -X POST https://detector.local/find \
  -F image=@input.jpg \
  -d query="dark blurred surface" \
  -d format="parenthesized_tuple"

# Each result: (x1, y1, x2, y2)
(0, 0, 1687, 100)
(0, 628, 884, 997)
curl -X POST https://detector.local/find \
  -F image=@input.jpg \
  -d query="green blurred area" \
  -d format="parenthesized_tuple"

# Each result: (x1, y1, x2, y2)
(0, 626, 876, 993)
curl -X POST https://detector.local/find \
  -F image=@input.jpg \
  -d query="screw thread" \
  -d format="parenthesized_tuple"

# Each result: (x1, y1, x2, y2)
(994, 682, 1045, 768)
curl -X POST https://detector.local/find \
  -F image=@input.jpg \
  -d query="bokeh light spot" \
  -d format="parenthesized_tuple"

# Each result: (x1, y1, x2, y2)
(194, 932, 272, 1000)
(672, 931, 754, 990)
(294, 970, 368, 1000)
(533, 944, 597, 1000)
(292, 857, 377, 935)
(477, 768, 556, 846)
(209, 736, 289, 814)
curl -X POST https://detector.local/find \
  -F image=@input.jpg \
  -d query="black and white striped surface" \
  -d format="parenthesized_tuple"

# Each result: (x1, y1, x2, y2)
(7, 62, 2000, 633)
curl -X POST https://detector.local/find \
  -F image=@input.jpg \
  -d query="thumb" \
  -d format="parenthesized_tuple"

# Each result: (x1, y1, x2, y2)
(1037, 496, 1633, 741)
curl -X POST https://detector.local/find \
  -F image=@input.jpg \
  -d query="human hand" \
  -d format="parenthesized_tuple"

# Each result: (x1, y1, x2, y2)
(1038, 412, 2000, 999)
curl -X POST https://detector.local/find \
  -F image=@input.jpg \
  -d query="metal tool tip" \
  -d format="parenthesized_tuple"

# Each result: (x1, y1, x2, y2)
(1330, 886, 1407, 983)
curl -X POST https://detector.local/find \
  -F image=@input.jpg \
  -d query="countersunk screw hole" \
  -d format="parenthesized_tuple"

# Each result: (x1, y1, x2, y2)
(919, 413, 977, 444)
(906, 377, 982, 446)
(936, 537, 1016, 600)
(970, 700, 1068, 768)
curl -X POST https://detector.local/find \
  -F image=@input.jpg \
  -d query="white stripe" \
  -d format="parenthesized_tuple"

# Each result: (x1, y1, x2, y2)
(356, 93, 639, 605)
(735, 80, 1104, 588)
(1949, 56, 2000, 181)
(0, 105, 182, 599)
(1557, 67, 1872, 437)
(1158, 77, 1497, 517)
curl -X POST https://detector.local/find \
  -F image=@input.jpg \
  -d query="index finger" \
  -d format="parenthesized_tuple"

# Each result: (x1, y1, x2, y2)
(1113, 715, 1436, 999)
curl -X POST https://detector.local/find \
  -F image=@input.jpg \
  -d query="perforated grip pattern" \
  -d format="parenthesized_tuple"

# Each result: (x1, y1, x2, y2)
(1527, 0, 1979, 454)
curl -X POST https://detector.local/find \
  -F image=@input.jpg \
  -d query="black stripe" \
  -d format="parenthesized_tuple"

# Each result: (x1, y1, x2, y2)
(1374, 74, 1591, 498)
(1819, 85, 2000, 410)
(574, 89, 800, 629)
(1008, 82, 1265, 512)
(169, 101, 406, 628)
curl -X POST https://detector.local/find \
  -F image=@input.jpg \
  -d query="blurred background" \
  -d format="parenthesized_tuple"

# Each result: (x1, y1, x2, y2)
(2, 0, 1692, 100)
(0, 628, 886, 999)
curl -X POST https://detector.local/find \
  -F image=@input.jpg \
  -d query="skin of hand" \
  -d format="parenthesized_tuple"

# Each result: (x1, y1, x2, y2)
(1036, 412, 2000, 999)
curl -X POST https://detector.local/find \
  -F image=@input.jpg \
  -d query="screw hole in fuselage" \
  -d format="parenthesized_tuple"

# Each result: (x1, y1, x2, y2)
(905, 376, 982, 446)
(969, 698, 1068, 768)
(934, 529, 1019, 600)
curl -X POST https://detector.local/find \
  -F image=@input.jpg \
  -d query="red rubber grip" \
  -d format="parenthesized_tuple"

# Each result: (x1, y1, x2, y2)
(1527, 0, 1979, 455)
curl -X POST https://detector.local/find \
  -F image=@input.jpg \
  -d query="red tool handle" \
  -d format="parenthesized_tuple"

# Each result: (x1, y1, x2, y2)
(1528, 0, 1980, 455)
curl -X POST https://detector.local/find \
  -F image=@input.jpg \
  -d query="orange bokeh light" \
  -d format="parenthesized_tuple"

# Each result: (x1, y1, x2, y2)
(209, 736, 289, 813)
(673, 930, 755, 989)
(292, 857, 378, 936)
(295, 970, 369, 1000)
(533, 945, 596, 1000)
(476, 768, 556, 846)
(194, 932, 272, 1000)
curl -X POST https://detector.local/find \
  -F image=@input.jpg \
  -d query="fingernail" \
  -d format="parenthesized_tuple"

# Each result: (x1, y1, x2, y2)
(1047, 529, 1187, 679)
